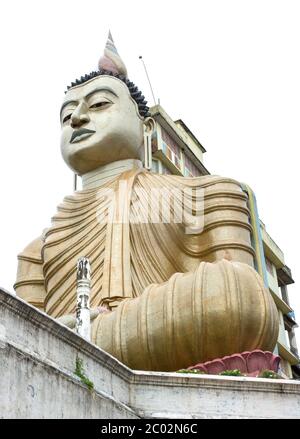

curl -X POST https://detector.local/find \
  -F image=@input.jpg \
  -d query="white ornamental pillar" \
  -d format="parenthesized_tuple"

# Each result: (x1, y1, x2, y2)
(75, 257, 91, 341)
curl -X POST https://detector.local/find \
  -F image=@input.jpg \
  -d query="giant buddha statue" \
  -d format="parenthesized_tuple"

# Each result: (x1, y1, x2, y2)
(15, 33, 279, 372)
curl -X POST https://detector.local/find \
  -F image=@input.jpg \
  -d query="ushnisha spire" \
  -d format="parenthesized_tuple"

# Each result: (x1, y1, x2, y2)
(98, 31, 128, 78)
(66, 31, 149, 118)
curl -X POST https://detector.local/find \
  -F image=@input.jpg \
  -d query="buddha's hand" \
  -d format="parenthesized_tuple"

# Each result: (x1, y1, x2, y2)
(56, 306, 110, 329)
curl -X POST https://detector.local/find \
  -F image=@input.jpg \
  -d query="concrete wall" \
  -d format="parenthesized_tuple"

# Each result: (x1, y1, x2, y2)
(1, 287, 300, 419)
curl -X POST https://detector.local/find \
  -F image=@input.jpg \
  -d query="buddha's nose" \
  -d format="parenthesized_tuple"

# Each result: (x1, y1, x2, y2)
(71, 103, 90, 128)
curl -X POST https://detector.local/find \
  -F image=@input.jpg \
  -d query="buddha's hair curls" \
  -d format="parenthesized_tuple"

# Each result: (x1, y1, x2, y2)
(66, 69, 150, 118)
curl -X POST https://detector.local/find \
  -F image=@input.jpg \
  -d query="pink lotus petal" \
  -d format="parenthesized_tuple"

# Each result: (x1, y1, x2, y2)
(204, 359, 226, 374)
(247, 350, 270, 373)
(264, 351, 274, 367)
(241, 351, 251, 361)
(270, 356, 281, 372)
(223, 354, 247, 372)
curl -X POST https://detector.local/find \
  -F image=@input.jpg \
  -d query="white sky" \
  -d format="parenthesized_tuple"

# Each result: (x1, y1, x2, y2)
(1, 1, 299, 345)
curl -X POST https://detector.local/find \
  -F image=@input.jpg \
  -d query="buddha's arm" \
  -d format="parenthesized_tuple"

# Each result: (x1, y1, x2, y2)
(183, 178, 255, 267)
(14, 236, 46, 311)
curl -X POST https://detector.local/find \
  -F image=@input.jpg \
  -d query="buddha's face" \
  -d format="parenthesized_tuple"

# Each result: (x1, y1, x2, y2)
(60, 75, 144, 175)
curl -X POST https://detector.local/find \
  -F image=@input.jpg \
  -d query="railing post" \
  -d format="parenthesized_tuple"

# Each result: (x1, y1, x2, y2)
(75, 257, 91, 341)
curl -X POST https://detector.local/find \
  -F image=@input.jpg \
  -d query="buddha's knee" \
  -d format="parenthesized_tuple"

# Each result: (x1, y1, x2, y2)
(91, 259, 279, 371)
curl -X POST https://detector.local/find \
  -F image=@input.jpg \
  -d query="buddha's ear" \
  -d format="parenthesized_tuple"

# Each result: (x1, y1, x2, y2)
(143, 117, 155, 135)
(143, 117, 155, 170)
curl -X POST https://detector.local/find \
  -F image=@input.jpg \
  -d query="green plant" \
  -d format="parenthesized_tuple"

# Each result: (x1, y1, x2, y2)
(74, 357, 94, 390)
(258, 369, 281, 379)
(219, 369, 244, 376)
(176, 369, 206, 374)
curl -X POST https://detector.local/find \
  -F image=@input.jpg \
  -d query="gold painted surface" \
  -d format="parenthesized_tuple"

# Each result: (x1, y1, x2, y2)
(92, 259, 278, 371)
(15, 170, 279, 371)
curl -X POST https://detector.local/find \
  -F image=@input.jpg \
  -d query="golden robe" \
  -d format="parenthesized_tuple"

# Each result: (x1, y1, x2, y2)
(15, 170, 279, 371)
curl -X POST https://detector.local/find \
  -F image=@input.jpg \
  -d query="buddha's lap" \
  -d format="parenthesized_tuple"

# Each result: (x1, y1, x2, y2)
(91, 259, 279, 371)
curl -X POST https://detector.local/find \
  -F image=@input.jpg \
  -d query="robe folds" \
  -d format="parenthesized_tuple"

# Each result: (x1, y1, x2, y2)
(15, 170, 278, 370)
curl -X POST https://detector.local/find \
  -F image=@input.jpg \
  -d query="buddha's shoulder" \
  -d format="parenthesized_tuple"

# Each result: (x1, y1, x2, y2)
(140, 171, 245, 191)
(17, 229, 48, 262)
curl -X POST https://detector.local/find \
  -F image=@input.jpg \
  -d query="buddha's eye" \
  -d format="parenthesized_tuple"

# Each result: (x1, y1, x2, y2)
(62, 113, 72, 124)
(89, 101, 111, 109)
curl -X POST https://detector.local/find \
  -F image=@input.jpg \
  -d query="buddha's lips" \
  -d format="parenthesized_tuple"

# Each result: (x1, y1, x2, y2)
(70, 128, 96, 143)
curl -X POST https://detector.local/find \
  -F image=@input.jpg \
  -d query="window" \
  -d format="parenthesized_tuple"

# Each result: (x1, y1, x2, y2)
(151, 159, 159, 173)
(161, 163, 172, 175)
(265, 258, 274, 276)
(183, 153, 201, 177)
(161, 128, 182, 171)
